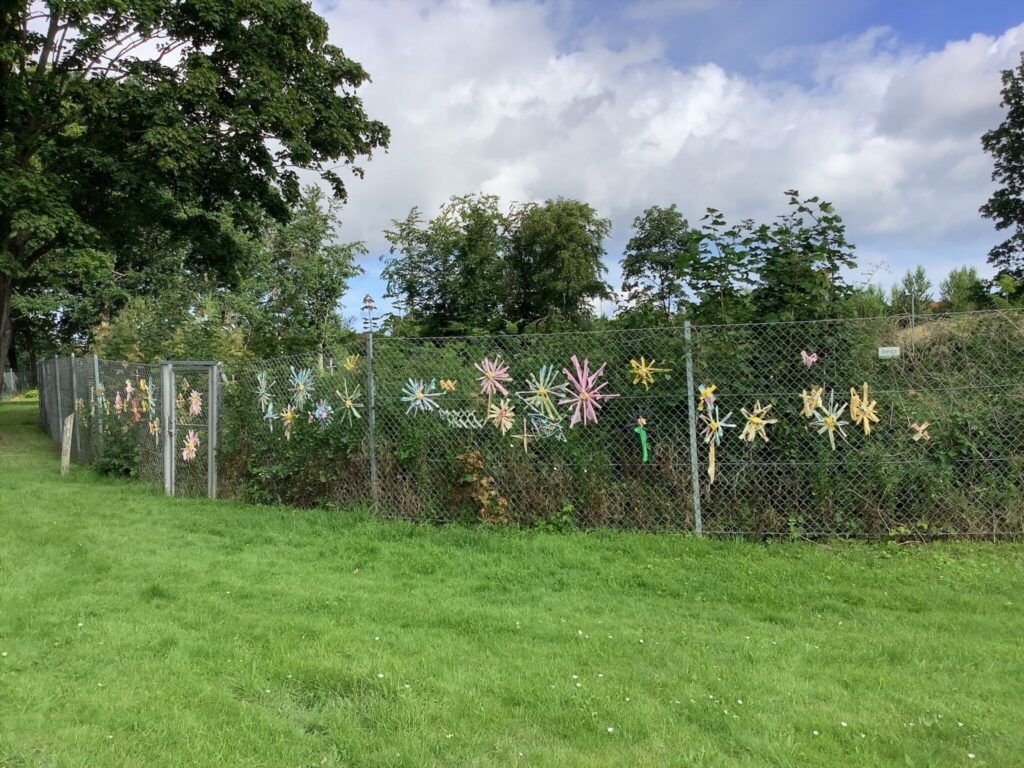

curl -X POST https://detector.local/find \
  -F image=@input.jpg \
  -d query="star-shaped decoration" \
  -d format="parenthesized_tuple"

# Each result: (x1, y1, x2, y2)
(628, 357, 670, 391)
(910, 421, 931, 442)
(850, 382, 880, 435)
(511, 417, 533, 454)
(739, 401, 777, 443)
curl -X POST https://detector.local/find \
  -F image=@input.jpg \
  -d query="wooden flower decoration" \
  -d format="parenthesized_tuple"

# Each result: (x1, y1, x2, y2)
(281, 405, 296, 440)
(511, 416, 533, 454)
(487, 397, 516, 435)
(256, 371, 273, 414)
(849, 382, 879, 435)
(812, 390, 849, 451)
(124, 379, 134, 399)
(114, 391, 124, 414)
(188, 389, 202, 417)
(629, 357, 670, 391)
(910, 421, 931, 442)
(475, 356, 513, 399)
(696, 383, 716, 412)
(800, 385, 824, 418)
(439, 379, 457, 392)
(344, 354, 360, 372)
(401, 378, 443, 414)
(699, 405, 735, 484)
(519, 364, 568, 421)
(739, 401, 777, 443)
(181, 430, 200, 462)
(335, 381, 364, 424)
(148, 417, 160, 445)
(560, 355, 618, 428)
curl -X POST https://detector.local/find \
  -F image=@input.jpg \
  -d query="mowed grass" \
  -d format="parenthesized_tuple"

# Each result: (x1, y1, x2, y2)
(1, 401, 1023, 767)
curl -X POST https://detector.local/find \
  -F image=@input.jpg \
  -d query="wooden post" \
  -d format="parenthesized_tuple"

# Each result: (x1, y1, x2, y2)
(60, 414, 74, 475)
(684, 321, 703, 535)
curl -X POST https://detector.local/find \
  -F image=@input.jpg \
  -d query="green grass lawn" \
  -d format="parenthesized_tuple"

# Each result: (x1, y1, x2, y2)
(1, 400, 1023, 767)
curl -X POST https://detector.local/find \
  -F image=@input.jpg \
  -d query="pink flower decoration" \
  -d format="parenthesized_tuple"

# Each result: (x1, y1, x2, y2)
(801, 350, 818, 368)
(474, 356, 512, 397)
(181, 430, 200, 461)
(188, 390, 202, 417)
(559, 355, 619, 427)
(114, 391, 124, 414)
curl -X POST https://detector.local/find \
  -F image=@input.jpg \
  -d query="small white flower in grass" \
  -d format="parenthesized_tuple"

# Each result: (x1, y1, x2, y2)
(597, 674, 603, 678)
(968, 754, 975, 759)
(859, 733, 866, 738)
(265, 689, 271, 693)
(607, 727, 615, 734)
(1, 652, 6, 657)
(374, 636, 380, 641)
(639, 639, 644, 644)
(78, 622, 83, 628)
(571, 675, 578, 679)
(446, 734, 453, 739)
(97, 683, 104, 687)
(737, 700, 742, 705)
(841, 722, 847, 727)
(376, 673, 384, 679)
(575, 683, 581, 688)
(958, 722, 964, 727)
(812, 730, 819, 736)
(404, 684, 410, 689)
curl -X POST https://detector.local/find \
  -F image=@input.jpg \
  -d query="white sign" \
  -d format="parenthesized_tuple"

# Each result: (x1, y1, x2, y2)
(878, 346, 901, 360)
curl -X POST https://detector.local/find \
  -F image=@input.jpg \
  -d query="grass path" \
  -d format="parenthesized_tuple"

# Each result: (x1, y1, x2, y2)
(1, 399, 1023, 767)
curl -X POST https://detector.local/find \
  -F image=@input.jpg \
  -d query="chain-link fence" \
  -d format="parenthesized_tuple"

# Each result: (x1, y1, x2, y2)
(33, 310, 1024, 538)
(1, 364, 35, 400)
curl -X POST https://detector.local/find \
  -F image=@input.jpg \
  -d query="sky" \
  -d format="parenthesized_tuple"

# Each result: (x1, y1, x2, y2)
(310, 0, 1024, 321)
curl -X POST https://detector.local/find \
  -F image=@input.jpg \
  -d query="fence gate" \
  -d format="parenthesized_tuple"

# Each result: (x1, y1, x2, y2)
(161, 361, 221, 498)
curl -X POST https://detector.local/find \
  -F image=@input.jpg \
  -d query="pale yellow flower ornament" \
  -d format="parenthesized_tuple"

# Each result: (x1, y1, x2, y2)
(800, 386, 824, 418)
(910, 421, 931, 442)
(739, 401, 777, 443)
(439, 379, 457, 393)
(628, 357, 670, 391)
(344, 355, 360, 372)
(850, 382, 879, 435)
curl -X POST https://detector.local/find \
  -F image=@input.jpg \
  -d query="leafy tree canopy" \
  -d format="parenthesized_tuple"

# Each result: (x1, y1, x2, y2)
(1, 0, 389, 368)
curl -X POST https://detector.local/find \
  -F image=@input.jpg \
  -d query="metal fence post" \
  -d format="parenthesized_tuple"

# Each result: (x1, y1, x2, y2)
(207, 362, 221, 499)
(70, 353, 81, 460)
(683, 321, 703, 535)
(365, 332, 379, 515)
(92, 354, 104, 460)
(53, 354, 63, 441)
(161, 362, 175, 496)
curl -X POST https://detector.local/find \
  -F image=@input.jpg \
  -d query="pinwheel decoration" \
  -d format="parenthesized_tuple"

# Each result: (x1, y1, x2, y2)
(801, 350, 818, 368)
(518, 364, 568, 421)
(344, 354, 360, 372)
(312, 399, 333, 427)
(629, 357, 670, 391)
(475, 356, 513, 409)
(335, 381, 364, 424)
(401, 378, 443, 414)
(256, 371, 273, 413)
(188, 389, 202, 418)
(699, 405, 735, 484)
(739, 401, 777, 443)
(800, 385, 824, 418)
(910, 421, 932, 442)
(281, 405, 296, 440)
(850, 382, 879, 436)
(560, 355, 618, 427)
(181, 430, 200, 462)
(487, 397, 516, 435)
(289, 367, 315, 409)
(696, 383, 717, 412)
(812, 390, 849, 451)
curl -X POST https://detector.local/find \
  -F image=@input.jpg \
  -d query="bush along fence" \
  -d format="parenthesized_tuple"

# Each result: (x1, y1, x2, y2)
(36, 310, 1024, 539)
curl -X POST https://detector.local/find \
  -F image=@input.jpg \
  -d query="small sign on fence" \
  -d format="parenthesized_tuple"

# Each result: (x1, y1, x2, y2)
(878, 346, 901, 360)
(60, 413, 75, 475)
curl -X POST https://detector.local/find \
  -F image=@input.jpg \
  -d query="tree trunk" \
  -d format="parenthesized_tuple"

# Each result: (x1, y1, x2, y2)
(0, 274, 13, 376)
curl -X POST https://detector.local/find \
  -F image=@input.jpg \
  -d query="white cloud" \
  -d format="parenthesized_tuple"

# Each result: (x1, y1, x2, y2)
(321, 1, 1024, 308)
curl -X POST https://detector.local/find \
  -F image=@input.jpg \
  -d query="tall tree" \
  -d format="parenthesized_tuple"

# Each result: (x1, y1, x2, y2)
(620, 204, 700, 319)
(382, 194, 507, 335)
(939, 266, 990, 312)
(981, 53, 1024, 285)
(750, 191, 857, 321)
(1, 0, 389, 369)
(505, 198, 612, 330)
(890, 266, 934, 315)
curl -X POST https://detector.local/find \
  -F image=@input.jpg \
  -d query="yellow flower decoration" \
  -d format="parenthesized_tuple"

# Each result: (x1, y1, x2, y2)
(487, 397, 516, 435)
(628, 357, 670, 391)
(697, 383, 717, 412)
(800, 385, 824, 418)
(739, 401, 777, 443)
(344, 354, 360, 372)
(439, 379, 457, 392)
(850, 382, 879, 435)
(910, 421, 931, 442)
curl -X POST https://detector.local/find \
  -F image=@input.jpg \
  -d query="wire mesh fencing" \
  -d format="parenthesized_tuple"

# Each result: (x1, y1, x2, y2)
(32, 310, 1024, 538)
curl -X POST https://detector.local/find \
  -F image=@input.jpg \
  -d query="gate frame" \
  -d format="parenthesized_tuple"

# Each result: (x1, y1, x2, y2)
(161, 360, 220, 498)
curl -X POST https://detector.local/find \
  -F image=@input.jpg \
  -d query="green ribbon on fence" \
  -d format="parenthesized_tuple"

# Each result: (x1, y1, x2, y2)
(634, 423, 649, 463)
